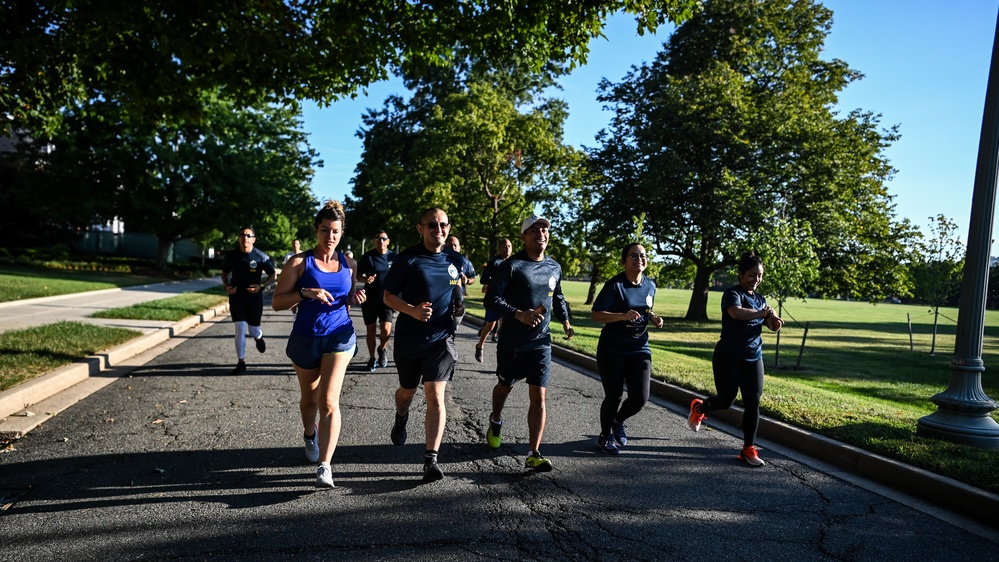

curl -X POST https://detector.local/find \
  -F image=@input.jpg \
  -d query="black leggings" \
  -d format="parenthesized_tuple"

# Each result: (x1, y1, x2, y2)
(701, 348, 764, 447)
(597, 352, 652, 434)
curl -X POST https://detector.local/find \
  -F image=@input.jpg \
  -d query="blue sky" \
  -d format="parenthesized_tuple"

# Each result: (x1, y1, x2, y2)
(302, 1, 998, 251)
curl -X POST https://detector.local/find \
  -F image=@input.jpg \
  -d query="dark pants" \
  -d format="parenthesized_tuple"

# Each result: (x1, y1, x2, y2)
(597, 352, 652, 434)
(701, 346, 765, 447)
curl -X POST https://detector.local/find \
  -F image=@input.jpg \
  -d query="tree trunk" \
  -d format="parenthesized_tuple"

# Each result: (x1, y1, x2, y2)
(156, 237, 174, 272)
(685, 264, 712, 321)
(585, 261, 601, 306)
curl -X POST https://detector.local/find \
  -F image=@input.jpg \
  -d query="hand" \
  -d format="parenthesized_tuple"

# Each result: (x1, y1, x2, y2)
(365, 274, 377, 284)
(651, 313, 664, 329)
(517, 309, 544, 328)
(766, 314, 783, 332)
(622, 310, 642, 322)
(351, 289, 367, 305)
(413, 301, 433, 322)
(225, 285, 236, 295)
(564, 325, 575, 340)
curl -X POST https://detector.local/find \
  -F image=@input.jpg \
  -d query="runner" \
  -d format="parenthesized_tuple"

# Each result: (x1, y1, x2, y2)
(688, 250, 783, 467)
(483, 214, 574, 473)
(271, 200, 366, 488)
(381, 208, 466, 483)
(590, 243, 664, 455)
(221, 226, 276, 375)
(356, 230, 397, 371)
(475, 238, 513, 361)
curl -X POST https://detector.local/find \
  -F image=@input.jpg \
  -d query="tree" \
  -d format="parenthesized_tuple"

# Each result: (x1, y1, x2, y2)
(591, 0, 914, 321)
(346, 61, 585, 267)
(1, 1, 701, 136)
(32, 93, 319, 270)
(911, 214, 965, 354)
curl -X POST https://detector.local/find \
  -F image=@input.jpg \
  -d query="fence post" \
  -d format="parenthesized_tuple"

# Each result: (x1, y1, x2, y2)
(795, 321, 810, 370)
(907, 313, 914, 352)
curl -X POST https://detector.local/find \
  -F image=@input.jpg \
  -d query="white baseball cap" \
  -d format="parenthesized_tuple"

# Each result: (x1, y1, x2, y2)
(520, 214, 552, 234)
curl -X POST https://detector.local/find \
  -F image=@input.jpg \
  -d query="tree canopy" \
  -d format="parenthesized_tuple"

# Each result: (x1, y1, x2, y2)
(591, 0, 915, 320)
(30, 93, 319, 269)
(346, 59, 585, 265)
(1, 0, 701, 135)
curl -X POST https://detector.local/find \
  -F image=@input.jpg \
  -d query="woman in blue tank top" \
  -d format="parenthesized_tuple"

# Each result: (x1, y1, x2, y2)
(272, 199, 367, 489)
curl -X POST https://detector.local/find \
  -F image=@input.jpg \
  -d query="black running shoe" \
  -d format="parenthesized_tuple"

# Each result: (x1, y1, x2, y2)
(422, 461, 445, 483)
(391, 413, 408, 446)
(255, 337, 266, 353)
(230, 360, 246, 375)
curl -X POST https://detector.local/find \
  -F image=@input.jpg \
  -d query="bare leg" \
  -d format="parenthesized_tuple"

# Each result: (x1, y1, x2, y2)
(424, 381, 447, 451)
(527, 384, 547, 452)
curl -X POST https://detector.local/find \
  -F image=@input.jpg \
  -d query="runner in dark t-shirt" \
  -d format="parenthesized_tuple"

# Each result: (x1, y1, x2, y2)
(474, 238, 513, 360)
(221, 226, 276, 375)
(483, 215, 573, 473)
(590, 243, 664, 455)
(356, 230, 398, 371)
(687, 251, 784, 468)
(381, 208, 466, 483)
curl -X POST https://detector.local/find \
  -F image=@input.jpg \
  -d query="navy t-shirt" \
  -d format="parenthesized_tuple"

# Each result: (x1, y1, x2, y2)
(480, 255, 505, 285)
(357, 249, 396, 305)
(592, 272, 657, 357)
(221, 248, 275, 292)
(717, 285, 768, 361)
(484, 250, 571, 351)
(382, 244, 464, 347)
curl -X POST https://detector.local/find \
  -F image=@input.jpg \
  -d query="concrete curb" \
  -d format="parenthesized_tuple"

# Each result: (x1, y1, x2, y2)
(0, 302, 230, 436)
(548, 343, 999, 529)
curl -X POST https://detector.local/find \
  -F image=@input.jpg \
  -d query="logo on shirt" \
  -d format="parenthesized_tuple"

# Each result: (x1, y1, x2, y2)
(448, 264, 459, 279)
(548, 276, 556, 291)
(249, 259, 258, 270)
(646, 295, 653, 308)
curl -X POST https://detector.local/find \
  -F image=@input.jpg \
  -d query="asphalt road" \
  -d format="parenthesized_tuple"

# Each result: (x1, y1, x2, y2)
(1, 304, 997, 561)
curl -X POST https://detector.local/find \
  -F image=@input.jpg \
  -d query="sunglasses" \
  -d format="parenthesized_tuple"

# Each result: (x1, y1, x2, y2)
(374, 236, 389, 241)
(628, 253, 648, 261)
(422, 222, 450, 230)
(238, 234, 255, 238)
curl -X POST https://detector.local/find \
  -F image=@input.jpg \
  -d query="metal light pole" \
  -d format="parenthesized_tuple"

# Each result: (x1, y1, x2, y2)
(916, 11, 999, 448)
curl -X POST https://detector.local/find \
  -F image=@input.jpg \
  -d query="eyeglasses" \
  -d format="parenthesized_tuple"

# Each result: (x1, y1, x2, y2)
(422, 222, 450, 230)
(238, 234, 255, 238)
(628, 253, 648, 261)
(374, 236, 389, 241)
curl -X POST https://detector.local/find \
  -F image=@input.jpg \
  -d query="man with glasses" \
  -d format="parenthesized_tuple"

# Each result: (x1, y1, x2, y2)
(221, 226, 276, 375)
(483, 215, 574, 473)
(357, 230, 397, 371)
(382, 208, 466, 483)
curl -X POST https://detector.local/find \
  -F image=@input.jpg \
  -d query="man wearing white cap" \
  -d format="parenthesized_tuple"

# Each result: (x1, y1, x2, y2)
(483, 214, 575, 472)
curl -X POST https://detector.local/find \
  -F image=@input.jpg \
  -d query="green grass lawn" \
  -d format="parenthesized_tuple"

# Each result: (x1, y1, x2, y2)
(0, 264, 171, 302)
(466, 280, 999, 493)
(91, 288, 228, 322)
(0, 322, 141, 392)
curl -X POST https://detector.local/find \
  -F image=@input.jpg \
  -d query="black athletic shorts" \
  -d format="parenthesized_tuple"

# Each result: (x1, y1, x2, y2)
(361, 300, 397, 326)
(496, 344, 551, 388)
(229, 292, 264, 325)
(394, 338, 457, 390)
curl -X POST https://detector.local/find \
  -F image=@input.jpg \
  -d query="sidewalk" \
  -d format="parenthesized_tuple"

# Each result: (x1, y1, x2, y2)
(1, 284, 998, 538)
(0, 278, 225, 432)
(0, 277, 222, 335)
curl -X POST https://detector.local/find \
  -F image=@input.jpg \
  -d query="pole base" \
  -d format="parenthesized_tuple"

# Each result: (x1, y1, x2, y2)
(917, 410, 999, 449)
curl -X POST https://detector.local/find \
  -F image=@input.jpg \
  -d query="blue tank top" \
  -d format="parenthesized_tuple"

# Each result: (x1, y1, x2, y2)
(292, 252, 355, 337)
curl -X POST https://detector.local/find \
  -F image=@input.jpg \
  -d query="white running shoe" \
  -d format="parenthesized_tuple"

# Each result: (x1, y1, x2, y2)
(316, 463, 335, 488)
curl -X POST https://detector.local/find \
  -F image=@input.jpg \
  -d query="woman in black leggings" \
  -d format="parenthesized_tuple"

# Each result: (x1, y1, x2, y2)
(687, 251, 782, 466)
